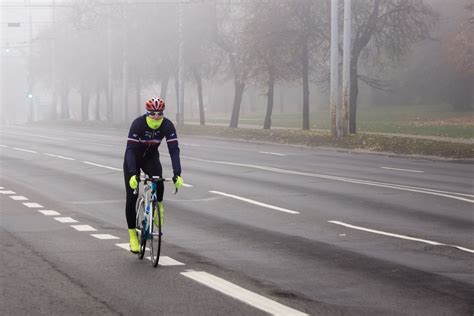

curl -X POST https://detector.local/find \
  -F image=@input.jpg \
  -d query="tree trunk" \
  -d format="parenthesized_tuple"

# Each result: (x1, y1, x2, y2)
(81, 85, 90, 121)
(136, 77, 141, 116)
(51, 91, 57, 120)
(60, 83, 70, 119)
(160, 75, 168, 99)
(106, 83, 113, 122)
(349, 57, 358, 134)
(229, 81, 245, 128)
(192, 68, 205, 126)
(302, 38, 310, 130)
(263, 70, 275, 129)
(95, 87, 101, 120)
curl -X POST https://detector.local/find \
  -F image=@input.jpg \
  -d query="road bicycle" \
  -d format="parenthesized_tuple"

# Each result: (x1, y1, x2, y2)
(134, 175, 176, 267)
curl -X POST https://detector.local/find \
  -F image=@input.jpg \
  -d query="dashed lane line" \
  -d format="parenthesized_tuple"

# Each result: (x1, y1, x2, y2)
(91, 234, 120, 240)
(329, 220, 474, 254)
(38, 210, 61, 216)
(54, 217, 78, 223)
(71, 225, 97, 232)
(0, 190, 16, 194)
(209, 190, 300, 215)
(22, 202, 43, 208)
(380, 166, 424, 173)
(82, 161, 121, 171)
(259, 151, 286, 156)
(9, 195, 28, 201)
(43, 153, 75, 160)
(13, 147, 38, 154)
(181, 270, 308, 316)
(114, 243, 185, 266)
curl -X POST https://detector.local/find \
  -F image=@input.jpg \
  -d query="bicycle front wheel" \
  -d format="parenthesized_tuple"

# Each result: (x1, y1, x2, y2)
(150, 201, 162, 267)
(135, 197, 146, 260)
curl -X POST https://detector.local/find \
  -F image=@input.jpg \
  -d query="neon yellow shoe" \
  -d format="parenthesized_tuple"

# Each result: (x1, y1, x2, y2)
(154, 202, 164, 227)
(128, 228, 139, 254)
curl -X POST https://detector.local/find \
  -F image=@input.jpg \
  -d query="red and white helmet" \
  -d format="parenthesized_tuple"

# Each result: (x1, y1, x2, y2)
(145, 98, 165, 112)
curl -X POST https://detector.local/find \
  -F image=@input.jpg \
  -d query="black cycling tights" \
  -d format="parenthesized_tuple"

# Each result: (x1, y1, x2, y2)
(123, 157, 164, 229)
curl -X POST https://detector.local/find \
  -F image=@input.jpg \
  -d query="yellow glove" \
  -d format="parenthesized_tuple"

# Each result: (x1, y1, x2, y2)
(173, 175, 183, 189)
(129, 175, 138, 190)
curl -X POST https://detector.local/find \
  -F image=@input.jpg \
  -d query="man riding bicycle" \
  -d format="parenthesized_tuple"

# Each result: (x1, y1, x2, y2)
(123, 97, 183, 253)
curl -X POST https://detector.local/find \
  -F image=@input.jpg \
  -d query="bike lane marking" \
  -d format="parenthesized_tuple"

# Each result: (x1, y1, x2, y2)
(209, 190, 300, 214)
(0, 190, 16, 194)
(38, 210, 61, 216)
(114, 243, 185, 266)
(181, 270, 308, 316)
(91, 234, 120, 240)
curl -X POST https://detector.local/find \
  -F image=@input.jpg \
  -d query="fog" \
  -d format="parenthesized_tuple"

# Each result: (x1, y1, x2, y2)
(1, 0, 472, 128)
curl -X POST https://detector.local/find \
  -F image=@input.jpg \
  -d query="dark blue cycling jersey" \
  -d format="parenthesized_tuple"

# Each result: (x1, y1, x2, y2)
(124, 114, 181, 176)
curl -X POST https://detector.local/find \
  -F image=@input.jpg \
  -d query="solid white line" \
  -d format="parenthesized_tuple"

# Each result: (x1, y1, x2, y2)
(0, 190, 16, 194)
(13, 147, 37, 153)
(182, 183, 193, 188)
(259, 151, 286, 156)
(0, 145, 8, 147)
(181, 270, 308, 316)
(3, 131, 66, 141)
(38, 210, 60, 216)
(381, 167, 424, 173)
(82, 161, 121, 171)
(329, 220, 474, 254)
(91, 234, 120, 240)
(9, 196, 28, 201)
(22, 202, 43, 208)
(71, 225, 97, 232)
(209, 191, 299, 214)
(43, 153, 75, 160)
(54, 217, 78, 223)
(184, 156, 473, 203)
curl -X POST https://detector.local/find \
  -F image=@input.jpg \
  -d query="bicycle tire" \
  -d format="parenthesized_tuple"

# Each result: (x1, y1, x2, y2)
(135, 197, 146, 260)
(150, 201, 162, 267)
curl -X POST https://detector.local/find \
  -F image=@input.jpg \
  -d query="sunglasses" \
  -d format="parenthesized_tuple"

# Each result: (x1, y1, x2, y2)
(148, 111, 163, 116)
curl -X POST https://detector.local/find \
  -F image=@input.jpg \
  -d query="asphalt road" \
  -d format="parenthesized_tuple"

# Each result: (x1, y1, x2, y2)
(1, 124, 473, 316)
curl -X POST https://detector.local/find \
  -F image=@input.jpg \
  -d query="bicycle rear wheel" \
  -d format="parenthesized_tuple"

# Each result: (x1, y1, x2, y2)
(150, 201, 162, 267)
(135, 197, 146, 259)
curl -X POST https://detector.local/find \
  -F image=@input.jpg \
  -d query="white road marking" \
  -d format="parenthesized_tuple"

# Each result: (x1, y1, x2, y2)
(0, 187, 4, 189)
(22, 202, 43, 208)
(71, 225, 97, 232)
(329, 220, 474, 254)
(70, 199, 123, 205)
(381, 167, 424, 173)
(259, 151, 286, 156)
(0, 190, 16, 194)
(154, 256, 185, 266)
(209, 191, 299, 214)
(83, 161, 121, 171)
(182, 183, 193, 187)
(54, 217, 78, 223)
(43, 153, 75, 160)
(38, 210, 60, 216)
(3, 131, 66, 141)
(181, 270, 308, 316)
(91, 234, 120, 240)
(115, 243, 131, 251)
(13, 147, 37, 153)
(0, 144, 8, 147)
(184, 156, 473, 203)
(181, 142, 201, 147)
(9, 195, 28, 201)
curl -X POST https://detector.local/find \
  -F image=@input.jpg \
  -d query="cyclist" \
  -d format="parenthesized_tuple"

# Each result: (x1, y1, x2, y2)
(123, 97, 183, 253)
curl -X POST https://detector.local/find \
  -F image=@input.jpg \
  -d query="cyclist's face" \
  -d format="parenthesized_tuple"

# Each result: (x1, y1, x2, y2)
(148, 111, 163, 120)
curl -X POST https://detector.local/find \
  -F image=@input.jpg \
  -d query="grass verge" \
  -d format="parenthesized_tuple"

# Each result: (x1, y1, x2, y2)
(178, 125, 473, 160)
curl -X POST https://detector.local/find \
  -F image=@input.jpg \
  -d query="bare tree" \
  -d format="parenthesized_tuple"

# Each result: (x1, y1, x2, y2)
(348, 0, 437, 133)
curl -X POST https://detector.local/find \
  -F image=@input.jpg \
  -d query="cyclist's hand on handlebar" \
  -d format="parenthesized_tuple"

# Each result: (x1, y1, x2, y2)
(173, 175, 183, 189)
(129, 175, 138, 190)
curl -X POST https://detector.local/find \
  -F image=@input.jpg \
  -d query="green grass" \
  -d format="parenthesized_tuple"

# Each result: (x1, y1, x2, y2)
(191, 105, 473, 139)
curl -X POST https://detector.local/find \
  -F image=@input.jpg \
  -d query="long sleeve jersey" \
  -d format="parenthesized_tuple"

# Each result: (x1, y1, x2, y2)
(124, 115, 181, 176)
